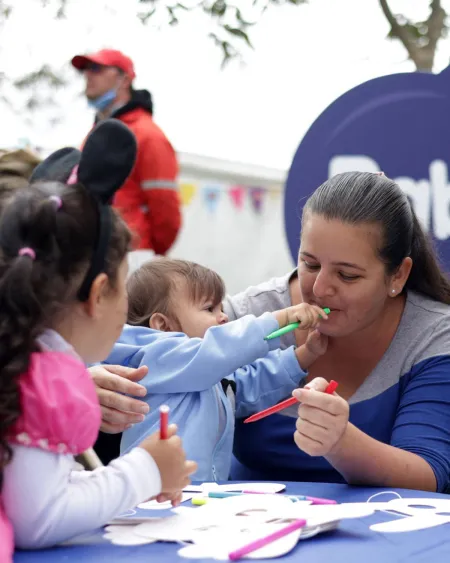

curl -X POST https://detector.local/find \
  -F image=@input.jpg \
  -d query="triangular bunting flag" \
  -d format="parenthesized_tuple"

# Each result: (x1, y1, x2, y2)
(203, 185, 221, 213)
(249, 186, 267, 214)
(180, 183, 197, 206)
(229, 185, 245, 210)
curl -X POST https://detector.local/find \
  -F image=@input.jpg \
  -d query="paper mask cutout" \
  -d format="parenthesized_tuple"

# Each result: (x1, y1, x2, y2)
(138, 493, 194, 510)
(103, 525, 157, 546)
(371, 514, 450, 533)
(174, 496, 375, 560)
(183, 520, 304, 560)
(370, 498, 450, 533)
(183, 482, 286, 494)
(103, 496, 376, 557)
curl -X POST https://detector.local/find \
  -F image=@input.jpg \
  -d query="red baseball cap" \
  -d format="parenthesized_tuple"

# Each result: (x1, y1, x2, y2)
(71, 49, 136, 80)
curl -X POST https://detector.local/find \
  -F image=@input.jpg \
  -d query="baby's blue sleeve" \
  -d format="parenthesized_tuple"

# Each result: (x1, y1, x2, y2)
(135, 313, 281, 393)
(229, 347, 305, 418)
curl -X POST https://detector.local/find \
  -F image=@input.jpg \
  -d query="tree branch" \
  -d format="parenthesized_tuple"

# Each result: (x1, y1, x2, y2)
(426, 0, 446, 54)
(378, 0, 420, 63)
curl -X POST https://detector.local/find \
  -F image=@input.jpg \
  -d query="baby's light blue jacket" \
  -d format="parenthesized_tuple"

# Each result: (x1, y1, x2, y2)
(104, 313, 305, 481)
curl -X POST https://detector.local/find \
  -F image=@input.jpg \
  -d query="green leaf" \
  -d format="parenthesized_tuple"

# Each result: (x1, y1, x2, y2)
(223, 25, 253, 47)
(235, 8, 255, 27)
(0, 1, 12, 19)
(210, 0, 226, 17)
(137, 9, 156, 24)
(14, 65, 66, 90)
(167, 5, 179, 25)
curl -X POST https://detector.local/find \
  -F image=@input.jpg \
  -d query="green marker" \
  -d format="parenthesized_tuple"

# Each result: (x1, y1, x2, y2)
(264, 308, 330, 341)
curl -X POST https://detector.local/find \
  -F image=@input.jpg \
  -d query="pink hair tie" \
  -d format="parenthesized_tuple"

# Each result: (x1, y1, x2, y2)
(18, 247, 36, 260)
(67, 165, 79, 185)
(49, 195, 62, 209)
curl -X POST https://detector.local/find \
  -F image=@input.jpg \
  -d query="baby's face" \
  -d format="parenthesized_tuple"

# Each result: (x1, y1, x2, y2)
(174, 284, 228, 338)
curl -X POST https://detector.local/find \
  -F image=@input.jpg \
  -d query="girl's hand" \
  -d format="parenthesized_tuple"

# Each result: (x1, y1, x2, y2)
(139, 424, 197, 493)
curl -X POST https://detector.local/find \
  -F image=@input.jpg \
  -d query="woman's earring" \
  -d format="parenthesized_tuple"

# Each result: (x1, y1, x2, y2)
(391, 289, 396, 295)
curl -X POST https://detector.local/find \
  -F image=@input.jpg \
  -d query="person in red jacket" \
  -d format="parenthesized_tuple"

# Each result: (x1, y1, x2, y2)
(71, 49, 181, 267)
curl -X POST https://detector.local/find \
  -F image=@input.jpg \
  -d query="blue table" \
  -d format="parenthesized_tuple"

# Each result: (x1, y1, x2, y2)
(14, 482, 450, 562)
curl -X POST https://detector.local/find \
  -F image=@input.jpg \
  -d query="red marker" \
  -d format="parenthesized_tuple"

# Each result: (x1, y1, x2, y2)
(159, 405, 169, 439)
(244, 380, 338, 424)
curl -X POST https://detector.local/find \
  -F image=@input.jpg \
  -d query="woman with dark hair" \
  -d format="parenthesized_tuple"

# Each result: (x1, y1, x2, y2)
(92, 171, 450, 493)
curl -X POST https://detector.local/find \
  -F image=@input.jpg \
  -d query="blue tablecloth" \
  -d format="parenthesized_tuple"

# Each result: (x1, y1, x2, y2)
(14, 481, 450, 562)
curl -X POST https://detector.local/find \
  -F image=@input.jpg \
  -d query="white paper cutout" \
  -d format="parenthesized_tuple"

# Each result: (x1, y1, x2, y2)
(187, 521, 303, 560)
(134, 494, 348, 560)
(103, 525, 157, 546)
(387, 498, 450, 516)
(135, 510, 209, 542)
(183, 482, 286, 494)
(178, 544, 228, 560)
(174, 495, 373, 560)
(290, 503, 375, 523)
(371, 514, 450, 533)
(135, 494, 294, 542)
(103, 493, 379, 557)
(187, 496, 303, 560)
(370, 498, 450, 533)
(114, 508, 136, 517)
(109, 514, 166, 525)
(138, 493, 194, 510)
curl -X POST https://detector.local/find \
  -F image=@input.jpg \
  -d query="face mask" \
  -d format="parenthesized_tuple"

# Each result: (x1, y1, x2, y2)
(88, 88, 117, 111)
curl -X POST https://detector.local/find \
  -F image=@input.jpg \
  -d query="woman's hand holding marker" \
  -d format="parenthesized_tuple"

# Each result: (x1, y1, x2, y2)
(293, 378, 349, 457)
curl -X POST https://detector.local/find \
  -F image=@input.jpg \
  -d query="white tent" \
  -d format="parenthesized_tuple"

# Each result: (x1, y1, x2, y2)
(171, 152, 294, 295)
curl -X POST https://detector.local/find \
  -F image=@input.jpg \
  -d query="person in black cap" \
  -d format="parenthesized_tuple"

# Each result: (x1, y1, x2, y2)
(0, 119, 196, 559)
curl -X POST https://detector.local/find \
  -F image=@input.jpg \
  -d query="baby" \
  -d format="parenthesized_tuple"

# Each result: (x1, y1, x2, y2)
(104, 258, 328, 481)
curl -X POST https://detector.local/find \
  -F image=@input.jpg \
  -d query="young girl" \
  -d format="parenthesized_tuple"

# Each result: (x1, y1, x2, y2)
(105, 258, 329, 481)
(0, 120, 196, 562)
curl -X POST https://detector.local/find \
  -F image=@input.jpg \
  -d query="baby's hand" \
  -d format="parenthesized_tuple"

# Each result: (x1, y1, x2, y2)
(275, 303, 328, 330)
(295, 329, 328, 370)
(305, 328, 328, 358)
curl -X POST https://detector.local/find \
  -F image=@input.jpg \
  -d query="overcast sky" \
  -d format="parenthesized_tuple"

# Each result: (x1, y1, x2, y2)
(2, 0, 450, 170)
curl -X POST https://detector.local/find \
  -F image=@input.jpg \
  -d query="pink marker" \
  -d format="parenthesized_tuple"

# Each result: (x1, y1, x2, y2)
(297, 495, 336, 505)
(241, 490, 336, 505)
(229, 518, 307, 561)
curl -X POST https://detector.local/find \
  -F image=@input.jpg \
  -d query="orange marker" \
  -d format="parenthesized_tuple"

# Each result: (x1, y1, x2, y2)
(159, 405, 169, 439)
(244, 380, 338, 424)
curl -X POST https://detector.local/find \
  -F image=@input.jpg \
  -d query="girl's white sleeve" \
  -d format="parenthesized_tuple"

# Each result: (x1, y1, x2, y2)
(3, 445, 161, 549)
